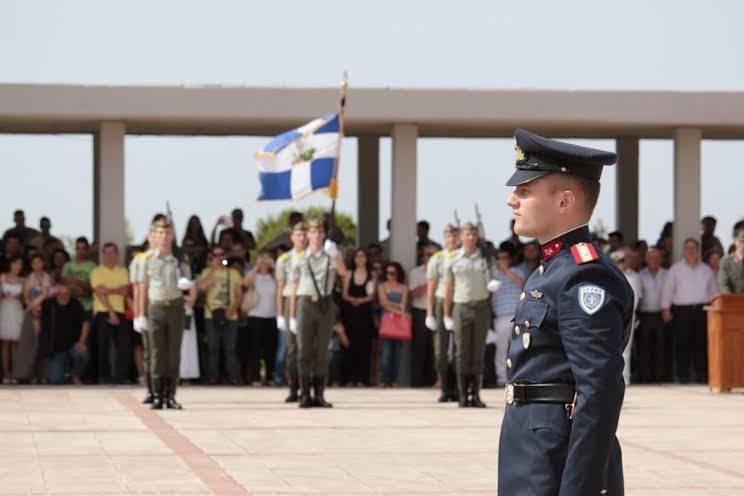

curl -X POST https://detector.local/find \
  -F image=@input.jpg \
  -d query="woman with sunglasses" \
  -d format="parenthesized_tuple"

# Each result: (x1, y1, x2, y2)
(377, 262, 409, 387)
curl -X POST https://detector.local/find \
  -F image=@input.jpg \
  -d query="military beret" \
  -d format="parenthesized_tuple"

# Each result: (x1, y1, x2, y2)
(292, 221, 307, 232)
(461, 222, 478, 232)
(443, 223, 459, 233)
(735, 229, 744, 241)
(307, 218, 325, 230)
(151, 218, 172, 230)
(506, 129, 618, 186)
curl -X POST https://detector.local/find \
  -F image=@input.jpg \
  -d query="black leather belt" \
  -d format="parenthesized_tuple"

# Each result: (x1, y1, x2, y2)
(504, 383, 575, 405)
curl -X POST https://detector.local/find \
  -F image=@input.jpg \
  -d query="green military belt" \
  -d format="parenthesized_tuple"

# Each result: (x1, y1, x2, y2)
(150, 297, 184, 307)
(458, 298, 489, 309)
(299, 295, 332, 304)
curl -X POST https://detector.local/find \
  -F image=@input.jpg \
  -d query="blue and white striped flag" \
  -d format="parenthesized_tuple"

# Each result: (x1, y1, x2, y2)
(256, 112, 340, 201)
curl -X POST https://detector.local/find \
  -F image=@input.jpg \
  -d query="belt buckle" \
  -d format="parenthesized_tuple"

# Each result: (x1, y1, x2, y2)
(504, 384, 515, 405)
(311, 295, 319, 303)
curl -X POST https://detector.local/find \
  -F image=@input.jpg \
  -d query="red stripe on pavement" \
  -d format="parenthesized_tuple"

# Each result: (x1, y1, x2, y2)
(113, 392, 248, 496)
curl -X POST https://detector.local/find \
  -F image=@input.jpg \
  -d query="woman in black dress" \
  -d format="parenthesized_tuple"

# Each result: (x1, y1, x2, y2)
(341, 248, 376, 386)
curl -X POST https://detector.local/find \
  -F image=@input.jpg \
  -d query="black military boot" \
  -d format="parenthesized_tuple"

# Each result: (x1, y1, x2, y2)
(457, 374, 469, 407)
(142, 372, 154, 404)
(165, 377, 183, 410)
(150, 378, 164, 410)
(470, 375, 487, 408)
(299, 376, 313, 408)
(285, 372, 299, 403)
(313, 376, 333, 408)
(437, 373, 449, 403)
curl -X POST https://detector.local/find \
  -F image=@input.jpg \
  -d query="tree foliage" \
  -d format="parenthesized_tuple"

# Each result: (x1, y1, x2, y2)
(254, 206, 357, 250)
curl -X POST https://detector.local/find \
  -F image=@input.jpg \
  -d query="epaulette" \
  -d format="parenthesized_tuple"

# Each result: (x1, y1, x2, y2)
(432, 251, 442, 258)
(278, 253, 289, 262)
(295, 250, 305, 258)
(136, 251, 152, 260)
(570, 242, 600, 265)
(447, 250, 458, 258)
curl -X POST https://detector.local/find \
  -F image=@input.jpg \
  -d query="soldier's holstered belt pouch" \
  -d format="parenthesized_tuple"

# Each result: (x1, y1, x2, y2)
(504, 383, 575, 406)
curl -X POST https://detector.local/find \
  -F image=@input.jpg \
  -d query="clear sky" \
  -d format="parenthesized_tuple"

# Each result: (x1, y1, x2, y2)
(0, 0, 742, 249)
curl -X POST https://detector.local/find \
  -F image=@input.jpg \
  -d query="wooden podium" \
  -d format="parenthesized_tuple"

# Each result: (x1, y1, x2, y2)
(706, 294, 744, 392)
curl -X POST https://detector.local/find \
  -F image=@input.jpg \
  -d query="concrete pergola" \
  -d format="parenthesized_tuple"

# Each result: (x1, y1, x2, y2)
(3, 83, 744, 268)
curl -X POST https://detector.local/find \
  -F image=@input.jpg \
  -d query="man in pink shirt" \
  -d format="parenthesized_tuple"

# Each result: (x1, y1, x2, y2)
(661, 238, 718, 383)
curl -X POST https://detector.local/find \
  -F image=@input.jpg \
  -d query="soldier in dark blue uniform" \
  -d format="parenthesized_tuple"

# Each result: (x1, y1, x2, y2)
(498, 129, 634, 495)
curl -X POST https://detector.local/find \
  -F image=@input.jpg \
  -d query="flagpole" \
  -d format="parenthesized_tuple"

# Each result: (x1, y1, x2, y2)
(327, 71, 348, 241)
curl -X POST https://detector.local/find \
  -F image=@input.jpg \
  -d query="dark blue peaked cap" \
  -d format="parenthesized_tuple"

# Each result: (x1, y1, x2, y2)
(506, 129, 617, 186)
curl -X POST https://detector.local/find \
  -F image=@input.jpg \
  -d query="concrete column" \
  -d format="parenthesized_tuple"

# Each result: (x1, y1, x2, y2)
(390, 124, 417, 388)
(357, 136, 380, 247)
(615, 138, 639, 245)
(94, 122, 126, 262)
(390, 124, 418, 270)
(672, 128, 702, 261)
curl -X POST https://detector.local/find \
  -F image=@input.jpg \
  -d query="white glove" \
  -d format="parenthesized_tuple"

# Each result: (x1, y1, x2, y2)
(135, 316, 149, 332)
(324, 239, 339, 258)
(425, 315, 437, 331)
(289, 318, 298, 335)
(276, 315, 287, 331)
(133, 317, 142, 333)
(444, 316, 454, 332)
(177, 277, 193, 291)
(487, 279, 502, 293)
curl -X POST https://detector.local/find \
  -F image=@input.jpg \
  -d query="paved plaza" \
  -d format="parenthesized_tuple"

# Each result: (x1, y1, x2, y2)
(0, 384, 742, 495)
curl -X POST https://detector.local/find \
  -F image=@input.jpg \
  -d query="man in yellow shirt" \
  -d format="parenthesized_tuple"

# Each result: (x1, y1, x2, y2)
(91, 243, 130, 384)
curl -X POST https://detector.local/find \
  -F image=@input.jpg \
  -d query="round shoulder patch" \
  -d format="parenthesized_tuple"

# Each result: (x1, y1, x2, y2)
(578, 285, 606, 315)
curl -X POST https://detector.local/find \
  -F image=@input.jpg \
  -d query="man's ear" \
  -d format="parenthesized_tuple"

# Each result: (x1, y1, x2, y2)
(558, 190, 577, 213)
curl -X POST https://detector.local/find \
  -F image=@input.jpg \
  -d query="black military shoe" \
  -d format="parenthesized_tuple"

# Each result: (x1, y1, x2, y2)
(299, 377, 313, 408)
(470, 375, 487, 408)
(437, 392, 449, 403)
(313, 377, 333, 408)
(142, 373, 154, 404)
(165, 378, 183, 410)
(150, 378, 164, 410)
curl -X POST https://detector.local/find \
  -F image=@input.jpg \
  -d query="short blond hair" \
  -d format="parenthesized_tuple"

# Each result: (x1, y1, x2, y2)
(546, 174, 601, 215)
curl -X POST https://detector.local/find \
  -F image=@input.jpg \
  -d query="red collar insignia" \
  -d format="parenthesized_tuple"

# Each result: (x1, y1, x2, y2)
(541, 241, 563, 262)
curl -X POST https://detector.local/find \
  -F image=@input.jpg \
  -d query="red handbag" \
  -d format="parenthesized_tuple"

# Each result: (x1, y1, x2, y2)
(379, 313, 412, 341)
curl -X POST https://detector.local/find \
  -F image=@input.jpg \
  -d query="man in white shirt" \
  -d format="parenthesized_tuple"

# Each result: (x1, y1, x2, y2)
(637, 248, 669, 383)
(661, 238, 718, 383)
(409, 246, 436, 387)
(611, 249, 642, 385)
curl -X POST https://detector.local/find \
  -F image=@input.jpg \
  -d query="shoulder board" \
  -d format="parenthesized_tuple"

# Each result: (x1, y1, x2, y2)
(137, 251, 153, 260)
(278, 253, 289, 262)
(447, 250, 458, 258)
(570, 242, 600, 265)
(432, 251, 442, 258)
(295, 250, 305, 258)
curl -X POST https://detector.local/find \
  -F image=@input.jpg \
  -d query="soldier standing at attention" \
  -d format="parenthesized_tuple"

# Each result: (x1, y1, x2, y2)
(443, 222, 499, 408)
(142, 219, 189, 410)
(498, 129, 634, 495)
(425, 224, 460, 402)
(275, 222, 307, 402)
(131, 227, 158, 404)
(289, 218, 346, 408)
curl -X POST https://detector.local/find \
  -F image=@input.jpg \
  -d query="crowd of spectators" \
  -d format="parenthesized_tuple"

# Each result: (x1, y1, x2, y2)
(0, 207, 741, 388)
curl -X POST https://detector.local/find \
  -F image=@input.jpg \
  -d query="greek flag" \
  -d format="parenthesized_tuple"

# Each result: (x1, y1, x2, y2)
(256, 112, 340, 200)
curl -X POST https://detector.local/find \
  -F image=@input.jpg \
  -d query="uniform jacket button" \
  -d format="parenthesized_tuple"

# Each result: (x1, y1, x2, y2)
(506, 358, 513, 368)
(514, 325, 521, 335)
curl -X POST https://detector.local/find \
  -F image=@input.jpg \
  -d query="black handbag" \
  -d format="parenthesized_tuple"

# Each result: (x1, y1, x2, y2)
(211, 308, 227, 328)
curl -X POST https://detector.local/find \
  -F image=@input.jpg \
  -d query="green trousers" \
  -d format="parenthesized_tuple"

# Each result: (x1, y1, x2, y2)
(296, 296, 334, 378)
(148, 301, 185, 379)
(284, 297, 298, 377)
(433, 297, 451, 376)
(453, 300, 491, 376)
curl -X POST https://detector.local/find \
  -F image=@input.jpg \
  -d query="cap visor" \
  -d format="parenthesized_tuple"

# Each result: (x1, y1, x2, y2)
(505, 169, 552, 186)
